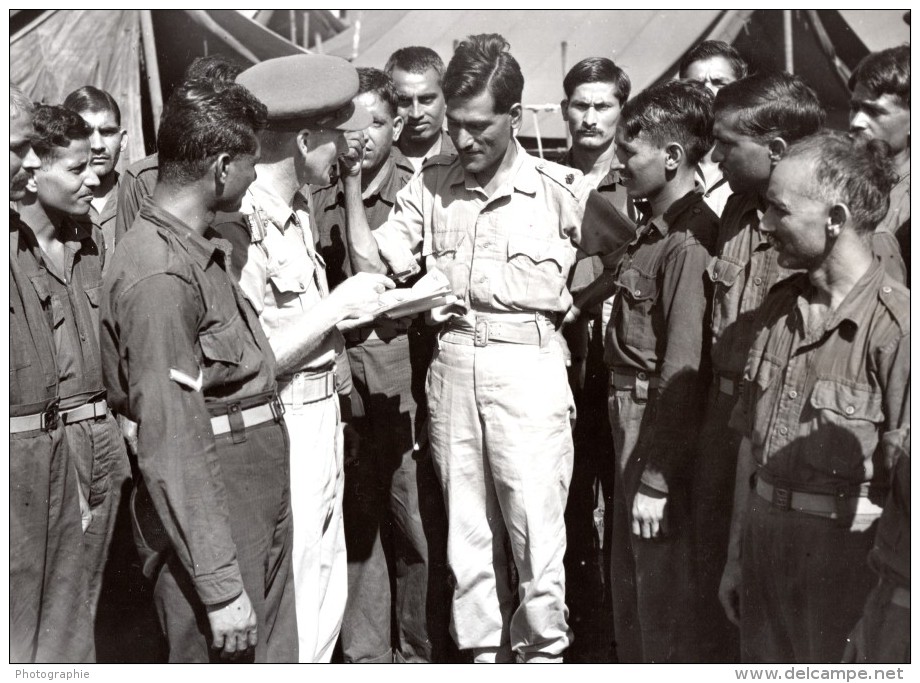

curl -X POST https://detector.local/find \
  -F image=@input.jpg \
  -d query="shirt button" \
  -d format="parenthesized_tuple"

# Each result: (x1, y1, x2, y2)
(478, 275, 487, 283)
(788, 390, 797, 399)
(845, 406, 855, 415)
(778, 426, 788, 436)
(637, 371, 647, 381)
(634, 289, 641, 296)
(481, 242, 491, 249)
(882, 286, 892, 293)
(753, 277, 763, 286)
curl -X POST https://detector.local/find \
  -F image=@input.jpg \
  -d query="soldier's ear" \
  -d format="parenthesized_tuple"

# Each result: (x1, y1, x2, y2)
(296, 129, 311, 157)
(827, 203, 850, 237)
(392, 115, 404, 143)
(510, 103, 523, 132)
(561, 99, 570, 123)
(214, 153, 231, 183)
(768, 138, 788, 165)
(664, 142, 684, 170)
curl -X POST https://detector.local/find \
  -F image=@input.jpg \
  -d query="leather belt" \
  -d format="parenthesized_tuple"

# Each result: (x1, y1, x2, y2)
(278, 369, 336, 406)
(755, 478, 884, 520)
(10, 402, 59, 433)
(211, 396, 285, 436)
(610, 370, 660, 391)
(61, 399, 109, 424)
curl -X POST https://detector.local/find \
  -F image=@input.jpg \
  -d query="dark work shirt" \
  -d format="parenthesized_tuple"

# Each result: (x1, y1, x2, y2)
(312, 148, 416, 289)
(559, 149, 631, 296)
(101, 197, 278, 605)
(708, 192, 797, 379)
(605, 189, 718, 492)
(870, 451, 909, 589)
(87, 170, 119, 263)
(10, 210, 58, 411)
(114, 152, 158, 244)
(16, 218, 108, 410)
(731, 261, 910, 494)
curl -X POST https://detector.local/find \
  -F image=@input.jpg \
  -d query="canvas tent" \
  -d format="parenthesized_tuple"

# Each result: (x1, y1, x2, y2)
(321, 9, 910, 145)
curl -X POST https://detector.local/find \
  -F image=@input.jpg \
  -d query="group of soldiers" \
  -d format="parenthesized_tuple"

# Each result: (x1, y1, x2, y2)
(9, 31, 909, 665)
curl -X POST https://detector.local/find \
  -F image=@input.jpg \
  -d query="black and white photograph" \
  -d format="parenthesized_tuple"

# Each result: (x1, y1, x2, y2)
(7, 8, 911, 672)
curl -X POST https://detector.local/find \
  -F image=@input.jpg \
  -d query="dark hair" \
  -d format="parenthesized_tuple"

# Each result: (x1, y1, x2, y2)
(619, 80, 713, 166)
(157, 79, 267, 185)
(679, 40, 749, 81)
(63, 85, 122, 125)
(31, 104, 92, 162)
(714, 72, 825, 143)
(384, 46, 445, 79)
(785, 130, 897, 234)
(357, 67, 399, 118)
(563, 57, 631, 104)
(183, 54, 246, 87)
(848, 45, 910, 107)
(443, 33, 523, 113)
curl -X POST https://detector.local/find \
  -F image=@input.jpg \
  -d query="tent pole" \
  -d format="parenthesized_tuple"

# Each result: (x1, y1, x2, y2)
(140, 10, 163, 137)
(783, 10, 794, 74)
(289, 9, 297, 44)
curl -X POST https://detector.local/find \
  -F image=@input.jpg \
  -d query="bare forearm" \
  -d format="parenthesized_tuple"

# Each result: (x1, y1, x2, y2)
(344, 175, 387, 275)
(270, 297, 343, 375)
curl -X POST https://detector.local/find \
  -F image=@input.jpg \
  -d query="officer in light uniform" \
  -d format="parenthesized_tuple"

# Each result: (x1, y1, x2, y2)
(214, 55, 394, 663)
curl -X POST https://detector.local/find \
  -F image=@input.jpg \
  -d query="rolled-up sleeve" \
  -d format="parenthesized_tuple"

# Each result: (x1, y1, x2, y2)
(876, 329, 910, 472)
(116, 273, 243, 605)
(373, 174, 426, 282)
(565, 187, 636, 258)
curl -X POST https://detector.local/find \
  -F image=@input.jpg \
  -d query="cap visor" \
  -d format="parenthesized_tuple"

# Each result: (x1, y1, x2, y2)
(328, 101, 372, 131)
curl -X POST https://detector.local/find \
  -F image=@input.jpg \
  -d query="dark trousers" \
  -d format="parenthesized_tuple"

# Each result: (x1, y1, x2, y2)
(608, 388, 695, 663)
(741, 493, 878, 663)
(857, 578, 910, 663)
(152, 420, 298, 663)
(690, 383, 742, 662)
(341, 327, 450, 662)
(563, 314, 615, 660)
(10, 426, 95, 663)
(65, 413, 131, 615)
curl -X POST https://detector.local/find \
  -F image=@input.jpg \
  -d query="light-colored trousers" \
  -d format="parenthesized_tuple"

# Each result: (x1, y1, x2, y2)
(285, 392, 347, 663)
(426, 329, 575, 658)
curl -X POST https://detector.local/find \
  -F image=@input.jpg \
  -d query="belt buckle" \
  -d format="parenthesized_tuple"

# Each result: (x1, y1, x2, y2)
(41, 404, 59, 431)
(772, 485, 791, 511)
(474, 320, 490, 347)
(270, 396, 285, 421)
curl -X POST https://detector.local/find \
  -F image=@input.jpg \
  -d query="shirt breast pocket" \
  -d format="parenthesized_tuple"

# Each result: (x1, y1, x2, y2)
(809, 378, 884, 472)
(198, 320, 243, 368)
(268, 257, 309, 308)
(614, 266, 659, 349)
(427, 231, 469, 299)
(499, 232, 573, 310)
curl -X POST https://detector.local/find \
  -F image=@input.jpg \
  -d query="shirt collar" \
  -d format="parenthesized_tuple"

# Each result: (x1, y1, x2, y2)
(457, 139, 537, 197)
(139, 197, 229, 270)
(823, 259, 888, 331)
(561, 148, 622, 190)
(247, 178, 297, 231)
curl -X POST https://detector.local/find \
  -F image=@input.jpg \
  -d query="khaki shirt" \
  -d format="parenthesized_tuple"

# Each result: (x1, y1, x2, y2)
(372, 140, 634, 315)
(731, 261, 910, 494)
(215, 180, 343, 375)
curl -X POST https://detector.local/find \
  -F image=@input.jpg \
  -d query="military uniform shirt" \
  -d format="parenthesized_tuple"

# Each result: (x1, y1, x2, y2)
(731, 261, 910, 494)
(101, 198, 279, 606)
(371, 140, 635, 315)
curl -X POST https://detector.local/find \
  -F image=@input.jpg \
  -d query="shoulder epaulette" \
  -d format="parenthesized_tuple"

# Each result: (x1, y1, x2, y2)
(535, 160, 582, 197)
(246, 207, 270, 245)
(877, 279, 910, 333)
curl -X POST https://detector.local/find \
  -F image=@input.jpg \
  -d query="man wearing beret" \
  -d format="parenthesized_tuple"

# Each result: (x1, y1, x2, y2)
(214, 54, 394, 663)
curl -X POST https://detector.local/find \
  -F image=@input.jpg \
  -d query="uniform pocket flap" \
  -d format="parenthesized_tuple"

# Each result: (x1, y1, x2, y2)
(706, 257, 744, 287)
(507, 233, 567, 270)
(810, 379, 884, 423)
(84, 285, 102, 308)
(269, 273, 308, 295)
(615, 267, 658, 301)
(198, 322, 243, 365)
